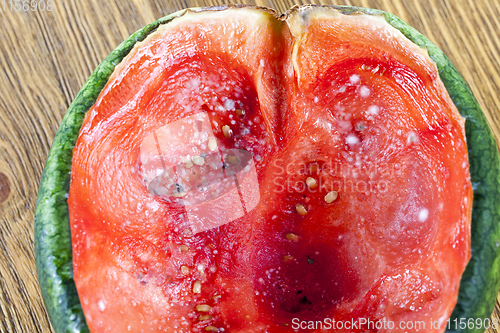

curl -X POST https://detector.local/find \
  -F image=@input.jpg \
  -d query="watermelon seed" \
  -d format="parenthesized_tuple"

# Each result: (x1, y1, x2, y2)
(226, 155, 239, 164)
(205, 326, 219, 332)
(196, 304, 212, 312)
(199, 315, 213, 321)
(295, 203, 308, 216)
(208, 138, 218, 151)
(286, 233, 299, 242)
(283, 255, 294, 262)
(325, 191, 338, 203)
(182, 156, 194, 168)
(181, 266, 190, 275)
(180, 244, 189, 252)
(235, 108, 245, 116)
(192, 155, 205, 166)
(222, 125, 232, 138)
(173, 190, 187, 198)
(300, 296, 312, 306)
(183, 228, 193, 237)
(193, 280, 202, 294)
(306, 177, 318, 189)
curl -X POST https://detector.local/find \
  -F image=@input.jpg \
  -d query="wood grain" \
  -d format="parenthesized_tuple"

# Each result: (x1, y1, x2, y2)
(0, 0, 499, 332)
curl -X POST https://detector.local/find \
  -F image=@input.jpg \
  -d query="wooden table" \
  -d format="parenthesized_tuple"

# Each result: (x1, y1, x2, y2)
(1, 0, 499, 332)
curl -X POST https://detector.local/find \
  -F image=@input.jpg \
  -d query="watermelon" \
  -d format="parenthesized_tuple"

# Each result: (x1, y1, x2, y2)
(34, 5, 500, 333)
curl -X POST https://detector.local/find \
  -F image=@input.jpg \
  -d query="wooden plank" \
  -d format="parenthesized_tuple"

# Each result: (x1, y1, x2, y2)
(0, 0, 498, 332)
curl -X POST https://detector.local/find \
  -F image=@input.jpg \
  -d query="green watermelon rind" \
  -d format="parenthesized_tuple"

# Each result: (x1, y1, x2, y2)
(34, 5, 500, 333)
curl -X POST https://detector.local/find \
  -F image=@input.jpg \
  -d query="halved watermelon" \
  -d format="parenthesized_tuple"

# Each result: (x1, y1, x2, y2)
(35, 5, 500, 333)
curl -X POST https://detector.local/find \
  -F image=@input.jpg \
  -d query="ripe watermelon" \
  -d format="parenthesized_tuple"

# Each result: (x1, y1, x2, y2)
(35, 5, 500, 333)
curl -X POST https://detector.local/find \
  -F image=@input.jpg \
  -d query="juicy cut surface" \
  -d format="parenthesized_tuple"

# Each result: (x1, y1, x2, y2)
(69, 6, 472, 333)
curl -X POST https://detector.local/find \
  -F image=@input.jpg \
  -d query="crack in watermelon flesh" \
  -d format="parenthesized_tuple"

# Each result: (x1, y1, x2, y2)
(68, 7, 472, 333)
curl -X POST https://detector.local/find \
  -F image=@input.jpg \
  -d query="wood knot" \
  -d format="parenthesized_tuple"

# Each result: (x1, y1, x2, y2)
(0, 172, 10, 203)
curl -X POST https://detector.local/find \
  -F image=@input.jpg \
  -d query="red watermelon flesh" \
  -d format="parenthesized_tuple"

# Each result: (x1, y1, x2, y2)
(68, 7, 472, 333)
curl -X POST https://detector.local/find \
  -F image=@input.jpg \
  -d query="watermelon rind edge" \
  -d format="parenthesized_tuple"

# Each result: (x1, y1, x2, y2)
(339, 6, 500, 332)
(380, 9, 500, 333)
(34, 5, 500, 333)
(34, 9, 186, 333)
